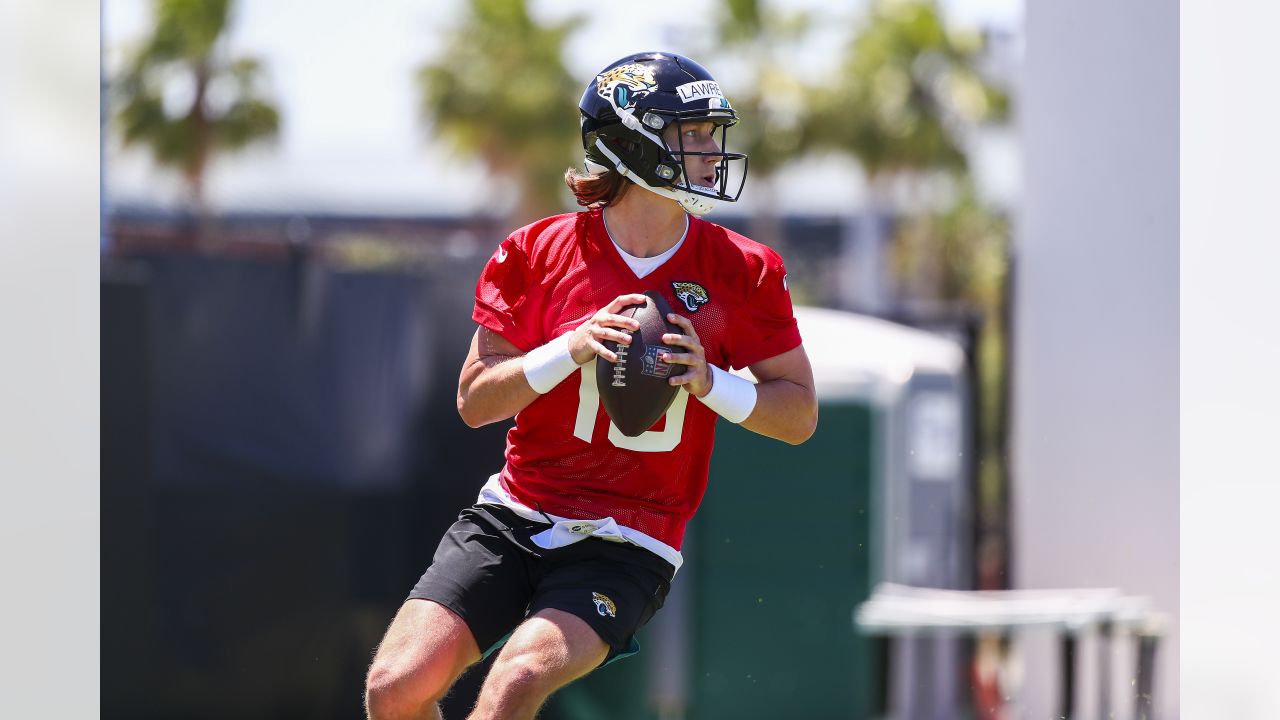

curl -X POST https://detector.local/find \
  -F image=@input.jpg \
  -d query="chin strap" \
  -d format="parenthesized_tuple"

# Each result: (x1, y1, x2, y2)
(591, 139, 718, 217)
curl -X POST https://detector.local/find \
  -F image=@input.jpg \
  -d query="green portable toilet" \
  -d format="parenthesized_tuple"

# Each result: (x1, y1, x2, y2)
(555, 307, 971, 720)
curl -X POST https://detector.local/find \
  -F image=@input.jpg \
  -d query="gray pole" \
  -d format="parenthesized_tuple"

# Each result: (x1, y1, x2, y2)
(1135, 631, 1159, 720)
(1058, 630, 1076, 720)
(1097, 621, 1113, 720)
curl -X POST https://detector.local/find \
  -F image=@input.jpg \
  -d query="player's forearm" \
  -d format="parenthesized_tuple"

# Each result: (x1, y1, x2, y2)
(456, 354, 541, 428)
(738, 377, 818, 445)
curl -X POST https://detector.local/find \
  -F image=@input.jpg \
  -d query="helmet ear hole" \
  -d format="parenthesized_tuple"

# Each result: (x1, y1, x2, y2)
(611, 137, 638, 154)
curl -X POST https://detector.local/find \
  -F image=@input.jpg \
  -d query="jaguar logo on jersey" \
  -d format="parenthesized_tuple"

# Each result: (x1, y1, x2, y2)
(671, 281, 710, 312)
(640, 344, 673, 379)
(592, 592, 617, 618)
(596, 63, 658, 111)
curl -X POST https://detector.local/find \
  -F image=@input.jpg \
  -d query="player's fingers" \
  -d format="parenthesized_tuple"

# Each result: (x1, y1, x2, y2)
(659, 351, 698, 367)
(591, 326, 632, 345)
(661, 333, 703, 356)
(596, 312, 641, 330)
(667, 371, 695, 386)
(666, 313, 699, 338)
(587, 338, 618, 363)
(606, 294, 649, 312)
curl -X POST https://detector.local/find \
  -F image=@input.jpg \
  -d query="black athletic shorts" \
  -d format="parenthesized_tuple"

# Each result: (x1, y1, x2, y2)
(408, 503, 676, 666)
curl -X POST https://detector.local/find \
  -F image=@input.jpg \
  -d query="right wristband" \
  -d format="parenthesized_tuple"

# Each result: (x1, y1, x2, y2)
(523, 334, 580, 394)
(699, 364, 758, 423)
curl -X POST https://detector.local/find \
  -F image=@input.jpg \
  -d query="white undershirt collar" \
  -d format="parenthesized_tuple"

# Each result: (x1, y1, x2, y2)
(604, 214, 688, 279)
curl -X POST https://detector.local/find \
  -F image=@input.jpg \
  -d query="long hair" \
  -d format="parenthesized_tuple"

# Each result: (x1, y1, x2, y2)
(564, 166, 632, 208)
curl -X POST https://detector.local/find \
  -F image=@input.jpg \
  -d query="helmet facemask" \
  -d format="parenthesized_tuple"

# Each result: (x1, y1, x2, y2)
(661, 114, 748, 205)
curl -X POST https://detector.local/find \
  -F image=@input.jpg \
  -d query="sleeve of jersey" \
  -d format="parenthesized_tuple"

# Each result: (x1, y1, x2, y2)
(728, 253, 803, 370)
(472, 234, 542, 352)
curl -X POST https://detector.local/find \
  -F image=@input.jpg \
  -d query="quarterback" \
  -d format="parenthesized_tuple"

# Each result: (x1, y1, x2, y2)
(365, 52, 817, 720)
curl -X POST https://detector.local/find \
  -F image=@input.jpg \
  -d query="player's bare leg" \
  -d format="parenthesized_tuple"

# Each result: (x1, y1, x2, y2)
(365, 599, 481, 720)
(467, 608, 609, 720)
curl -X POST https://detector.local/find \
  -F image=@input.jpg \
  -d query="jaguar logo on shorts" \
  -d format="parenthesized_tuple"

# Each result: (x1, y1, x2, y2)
(671, 281, 710, 312)
(592, 592, 617, 618)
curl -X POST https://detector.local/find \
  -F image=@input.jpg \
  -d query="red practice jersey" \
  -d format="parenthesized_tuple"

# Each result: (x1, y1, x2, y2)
(473, 209, 802, 550)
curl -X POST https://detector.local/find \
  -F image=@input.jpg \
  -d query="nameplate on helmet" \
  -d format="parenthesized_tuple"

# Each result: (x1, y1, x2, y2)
(676, 80, 724, 103)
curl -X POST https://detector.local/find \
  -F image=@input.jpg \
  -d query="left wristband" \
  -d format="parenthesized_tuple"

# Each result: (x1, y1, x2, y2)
(523, 334, 579, 394)
(699, 364, 758, 423)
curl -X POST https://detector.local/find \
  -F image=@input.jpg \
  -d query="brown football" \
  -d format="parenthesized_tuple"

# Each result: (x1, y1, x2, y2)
(597, 290, 682, 437)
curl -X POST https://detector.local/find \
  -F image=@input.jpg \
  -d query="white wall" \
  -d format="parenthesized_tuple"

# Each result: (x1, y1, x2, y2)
(1014, 0, 1178, 717)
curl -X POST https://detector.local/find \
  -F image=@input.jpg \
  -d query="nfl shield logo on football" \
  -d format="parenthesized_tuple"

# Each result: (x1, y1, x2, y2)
(640, 345, 671, 379)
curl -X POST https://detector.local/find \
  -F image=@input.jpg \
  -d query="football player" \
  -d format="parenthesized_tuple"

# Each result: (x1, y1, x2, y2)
(365, 52, 817, 720)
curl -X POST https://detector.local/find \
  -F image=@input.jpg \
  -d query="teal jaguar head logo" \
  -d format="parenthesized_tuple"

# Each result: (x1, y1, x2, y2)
(596, 63, 658, 111)
(592, 592, 617, 618)
(671, 281, 710, 312)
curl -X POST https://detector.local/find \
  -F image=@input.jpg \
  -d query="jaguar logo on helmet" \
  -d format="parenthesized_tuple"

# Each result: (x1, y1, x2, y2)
(596, 63, 657, 111)
(671, 281, 710, 312)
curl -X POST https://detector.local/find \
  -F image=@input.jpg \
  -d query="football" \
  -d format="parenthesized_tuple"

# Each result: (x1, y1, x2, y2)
(597, 290, 682, 437)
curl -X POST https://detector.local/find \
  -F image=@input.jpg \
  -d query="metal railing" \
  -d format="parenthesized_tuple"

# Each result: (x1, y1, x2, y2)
(855, 583, 1167, 719)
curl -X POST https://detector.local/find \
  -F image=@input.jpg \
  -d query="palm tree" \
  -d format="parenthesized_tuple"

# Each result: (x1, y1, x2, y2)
(809, 0, 1008, 311)
(712, 0, 814, 181)
(115, 0, 279, 217)
(417, 0, 583, 225)
(709, 0, 816, 253)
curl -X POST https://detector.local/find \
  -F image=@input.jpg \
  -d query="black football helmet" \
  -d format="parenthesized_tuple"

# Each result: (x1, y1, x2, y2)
(579, 52, 748, 216)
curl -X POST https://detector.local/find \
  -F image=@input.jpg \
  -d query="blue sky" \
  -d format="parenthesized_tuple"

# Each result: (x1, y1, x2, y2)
(104, 0, 1022, 215)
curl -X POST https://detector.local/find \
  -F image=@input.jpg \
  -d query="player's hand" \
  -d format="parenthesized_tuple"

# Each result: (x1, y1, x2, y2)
(568, 294, 648, 365)
(661, 313, 713, 398)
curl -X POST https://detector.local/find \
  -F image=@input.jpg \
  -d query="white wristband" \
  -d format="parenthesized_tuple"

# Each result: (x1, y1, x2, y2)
(699, 364, 758, 423)
(523, 334, 580, 394)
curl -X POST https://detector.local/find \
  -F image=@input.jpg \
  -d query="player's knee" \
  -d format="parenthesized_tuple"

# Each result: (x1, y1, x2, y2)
(364, 659, 448, 719)
(364, 665, 410, 720)
(489, 655, 556, 705)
